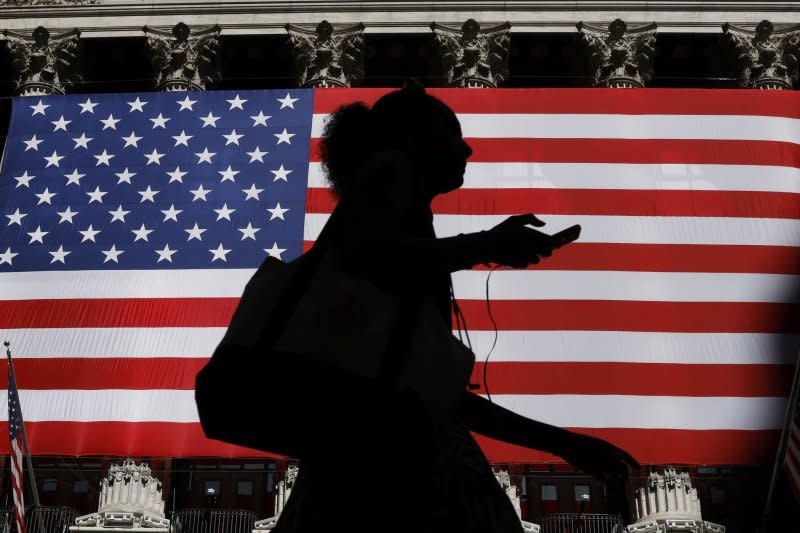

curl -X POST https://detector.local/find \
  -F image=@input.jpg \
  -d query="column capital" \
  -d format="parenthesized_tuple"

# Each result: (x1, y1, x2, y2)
(577, 18, 657, 88)
(4, 26, 81, 96)
(143, 22, 221, 92)
(723, 20, 800, 90)
(286, 20, 365, 88)
(431, 19, 511, 88)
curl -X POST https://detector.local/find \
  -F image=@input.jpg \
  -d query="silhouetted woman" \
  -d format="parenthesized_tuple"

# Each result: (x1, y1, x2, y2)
(197, 84, 638, 533)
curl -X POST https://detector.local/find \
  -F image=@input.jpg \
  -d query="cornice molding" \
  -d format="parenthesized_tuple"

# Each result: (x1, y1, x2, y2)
(2, 1, 800, 37)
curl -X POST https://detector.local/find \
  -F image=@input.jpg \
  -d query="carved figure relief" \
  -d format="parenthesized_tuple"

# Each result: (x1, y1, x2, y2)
(143, 22, 221, 91)
(286, 20, 365, 88)
(4, 26, 81, 96)
(577, 19, 657, 88)
(724, 20, 800, 90)
(431, 19, 511, 88)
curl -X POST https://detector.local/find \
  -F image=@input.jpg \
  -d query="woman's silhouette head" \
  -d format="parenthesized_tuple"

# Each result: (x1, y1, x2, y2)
(320, 82, 472, 199)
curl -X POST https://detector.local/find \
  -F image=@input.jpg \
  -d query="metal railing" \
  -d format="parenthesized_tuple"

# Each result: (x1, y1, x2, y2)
(0, 506, 79, 533)
(170, 508, 258, 533)
(538, 513, 625, 533)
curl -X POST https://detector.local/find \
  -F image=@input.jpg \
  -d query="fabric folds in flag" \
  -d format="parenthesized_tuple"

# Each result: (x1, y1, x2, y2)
(0, 88, 799, 465)
(7, 358, 27, 533)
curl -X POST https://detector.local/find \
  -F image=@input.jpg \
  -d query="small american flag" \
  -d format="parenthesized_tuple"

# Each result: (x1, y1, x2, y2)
(785, 373, 800, 502)
(7, 350, 27, 533)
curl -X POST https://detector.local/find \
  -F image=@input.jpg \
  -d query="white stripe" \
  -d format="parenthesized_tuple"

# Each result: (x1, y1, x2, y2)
(0, 390, 199, 423)
(312, 114, 800, 144)
(308, 162, 800, 193)
(3, 269, 797, 303)
(4, 328, 795, 366)
(464, 331, 799, 365)
(0, 390, 785, 430)
(453, 270, 800, 303)
(491, 394, 787, 430)
(304, 213, 800, 246)
(0, 328, 226, 358)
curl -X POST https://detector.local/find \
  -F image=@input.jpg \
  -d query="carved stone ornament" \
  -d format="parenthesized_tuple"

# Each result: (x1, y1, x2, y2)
(143, 22, 221, 91)
(493, 468, 541, 533)
(285, 20, 365, 88)
(4, 26, 81, 96)
(431, 19, 511, 88)
(577, 19, 657, 88)
(626, 466, 725, 533)
(253, 464, 299, 531)
(70, 458, 170, 531)
(723, 20, 800, 90)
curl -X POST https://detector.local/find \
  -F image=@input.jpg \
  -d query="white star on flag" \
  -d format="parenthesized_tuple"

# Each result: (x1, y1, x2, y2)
(30, 99, 49, 116)
(277, 93, 298, 109)
(27, 225, 48, 244)
(246, 146, 268, 163)
(264, 242, 286, 259)
(6, 208, 26, 226)
(0, 247, 18, 266)
(150, 113, 171, 129)
(172, 130, 192, 146)
(250, 110, 271, 127)
(267, 202, 289, 220)
(131, 224, 153, 242)
(185, 223, 206, 241)
(122, 131, 143, 148)
(177, 95, 197, 111)
(94, 149, 115, 166)
(138, 185, 159, 202)
(271, 165, 292, 182)
(209, 243, 231, 262)
(114, 168, 136, 184)
(79, 225, 101, 243)
(51, 115, 71, 132)
(200, 112, 221, 128)
(100, 114, 121, 130)
(223, 129, 244, 146)
(86, 186, 108, 204)
(65, 169, 85, 186)
(44, 150, 64, 168)
(190, 184, 212, 202)
(166, 166, 188, 183)
(156, 244, 178, 263)
(195, 147, 216, 164)
(49, 245, 71, 264)
(35, 187, 56, 205)
(127, 97, 148, 112)
(14, 171, 35, 188)
(72, 133, 92, 149)
(108, 205, 130, 223)
(274, 128, 295, 145)
(102, 245, 124, 264)
(23, 134, 43, 151)
(79, 98, 99, 114)
(57, 206, 78, 224)
(238, 222, 261, 240)
(161, 204, 182, 222)
(145, 148, 165, 165)
(218, 166, 239, 183)
(227, 94, 248, 110)
(214, 203, 236, 221)
(242, 184, 263, 200)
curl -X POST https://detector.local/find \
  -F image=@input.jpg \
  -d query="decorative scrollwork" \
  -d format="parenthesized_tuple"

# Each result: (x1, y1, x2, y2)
(577, 19, 657, 88)
(431, 19, 511, 88)
(4, 26, 81, 96)
(286, 20, 365, 88)
(143, 22, 221, 92)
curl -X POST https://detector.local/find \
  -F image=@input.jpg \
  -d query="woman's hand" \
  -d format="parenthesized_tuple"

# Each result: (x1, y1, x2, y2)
(484, 214, 559, 268)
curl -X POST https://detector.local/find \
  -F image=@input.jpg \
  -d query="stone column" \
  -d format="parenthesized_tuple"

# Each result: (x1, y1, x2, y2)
(143, 22, 221, 91)
(431, 19, 511, 88)
(4, 26, 81, 96)
(285, 20, 365, 88)
(723, 20, 800, 90)
(577, 19, 657, 88)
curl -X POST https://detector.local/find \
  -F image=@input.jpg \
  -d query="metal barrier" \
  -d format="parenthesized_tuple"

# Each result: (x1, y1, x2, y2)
(170, 508, 258, 533)
(0, 506, 79, 533)
(538, 513, 625, 533)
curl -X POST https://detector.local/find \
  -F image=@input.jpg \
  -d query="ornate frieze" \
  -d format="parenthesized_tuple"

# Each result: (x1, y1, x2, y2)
(577, 19, 657, 88)
(723, 20, 800, 90)
(431, 19, 510, 88)
(143, 22, 221, 91)
(0, 0, 97, 4)
(285, 20, 365, 88)
(4, 26, 81, 96)
(71, 458, 170, 531)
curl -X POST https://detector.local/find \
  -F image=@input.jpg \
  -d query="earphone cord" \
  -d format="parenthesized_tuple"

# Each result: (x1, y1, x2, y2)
(483, 265, 501, 403)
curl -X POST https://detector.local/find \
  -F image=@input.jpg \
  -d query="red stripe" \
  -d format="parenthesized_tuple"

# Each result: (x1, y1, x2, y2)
(457, 300, 800, 333)
(0, 358, 208, 390)
(470, 362, 794, 397)
(4, 299, 798, 332)
(301, 241, 800, 274)
(312, 88, 800, 118)
(307, 187, 800, 218)
(0, 358, 790, 397)
(0, 421, 780, 465)
(474, 428, 781, 465)
(310, 138, 800, 167)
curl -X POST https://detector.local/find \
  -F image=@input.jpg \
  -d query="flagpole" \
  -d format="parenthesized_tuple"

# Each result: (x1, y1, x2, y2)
(4, 341, 41, 509)
(761, 351, 800, 531)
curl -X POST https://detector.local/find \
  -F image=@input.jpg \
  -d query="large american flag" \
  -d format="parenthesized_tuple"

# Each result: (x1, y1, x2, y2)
(0, 88, 798, 465)
(7, 351, 27, 533)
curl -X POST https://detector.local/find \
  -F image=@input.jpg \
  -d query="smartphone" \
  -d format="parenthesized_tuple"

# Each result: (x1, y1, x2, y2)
(551, 224, 581, 247)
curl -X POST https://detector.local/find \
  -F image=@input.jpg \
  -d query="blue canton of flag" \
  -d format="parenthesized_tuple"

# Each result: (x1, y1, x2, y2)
(0, 90, 313, 271)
